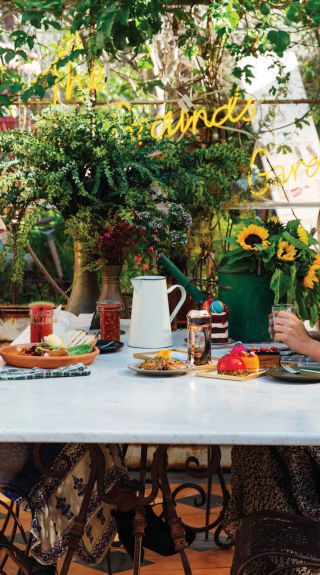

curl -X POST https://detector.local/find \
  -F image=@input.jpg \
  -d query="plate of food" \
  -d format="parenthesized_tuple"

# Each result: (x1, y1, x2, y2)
(0, 330, 99, 369)
(128, 350, 191, 376)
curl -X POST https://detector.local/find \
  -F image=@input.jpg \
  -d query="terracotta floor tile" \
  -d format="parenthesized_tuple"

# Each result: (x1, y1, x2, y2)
(0, 480, 233, 574)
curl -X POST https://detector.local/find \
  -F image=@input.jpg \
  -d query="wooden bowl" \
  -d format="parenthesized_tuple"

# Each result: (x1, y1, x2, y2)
(0, 343, 100, 369)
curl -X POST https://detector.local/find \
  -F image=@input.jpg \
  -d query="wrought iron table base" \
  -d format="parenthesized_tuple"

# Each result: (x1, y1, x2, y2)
(0, 443, 230, 575)
(128, 444, 231, 575)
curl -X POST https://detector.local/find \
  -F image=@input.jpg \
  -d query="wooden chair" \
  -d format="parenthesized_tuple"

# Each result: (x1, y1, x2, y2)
(233, 510, 320, 574)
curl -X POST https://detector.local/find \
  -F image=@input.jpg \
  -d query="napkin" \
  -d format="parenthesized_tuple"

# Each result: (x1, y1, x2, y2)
(0, 362, 90, 380)
(53, 306, 94, 335)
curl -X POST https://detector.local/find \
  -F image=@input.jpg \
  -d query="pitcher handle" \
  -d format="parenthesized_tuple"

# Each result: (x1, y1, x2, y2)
(167, 284, 187, 323)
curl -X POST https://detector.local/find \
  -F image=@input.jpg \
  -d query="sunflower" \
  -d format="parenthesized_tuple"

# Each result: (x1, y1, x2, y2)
(266, 216, 284, 234)
(303, 254, 320, 288)
(237, 224, 270, 251)
(297, 225, 308, 245)
(268, 216, 280, 224)
(303, 267, 319, 289)
(277, 241, 297, 262)
(312, 254, 320, 269)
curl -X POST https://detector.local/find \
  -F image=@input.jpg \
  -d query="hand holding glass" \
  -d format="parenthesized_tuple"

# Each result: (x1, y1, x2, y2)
(271, 304, 295, 342)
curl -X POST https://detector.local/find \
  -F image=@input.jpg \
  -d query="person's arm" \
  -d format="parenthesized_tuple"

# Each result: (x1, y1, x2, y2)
(274, 311, 320, 360)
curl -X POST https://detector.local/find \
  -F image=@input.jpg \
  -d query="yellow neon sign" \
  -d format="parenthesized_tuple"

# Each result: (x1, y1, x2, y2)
(249, 146, 320, 196)
(147, 93, 256, 139)
(51, 69, 319, 198)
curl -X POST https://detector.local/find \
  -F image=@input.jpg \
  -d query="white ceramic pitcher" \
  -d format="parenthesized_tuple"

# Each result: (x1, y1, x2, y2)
(128, 276, 186, 348)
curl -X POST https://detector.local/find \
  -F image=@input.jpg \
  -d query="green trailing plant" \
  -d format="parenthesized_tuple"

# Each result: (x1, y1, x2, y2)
(0, 105, 157, 278)
(167, 143, 250, 215)
(221, 216, 320, 324)
(0, 0, 319, 111)
(0, 104, 250, 281)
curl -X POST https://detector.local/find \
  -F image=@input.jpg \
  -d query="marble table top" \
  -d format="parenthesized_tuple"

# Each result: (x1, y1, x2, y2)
(0, 323, 319, 445)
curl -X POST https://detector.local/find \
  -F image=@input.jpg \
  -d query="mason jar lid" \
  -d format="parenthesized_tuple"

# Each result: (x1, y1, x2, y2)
(97, 301, 122, 310)
(29, 301, 54, 309)
(187, 309, 210, 318)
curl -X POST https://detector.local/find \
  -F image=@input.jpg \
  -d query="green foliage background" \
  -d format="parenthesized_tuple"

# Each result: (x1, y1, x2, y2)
(0, 0, 319, 306)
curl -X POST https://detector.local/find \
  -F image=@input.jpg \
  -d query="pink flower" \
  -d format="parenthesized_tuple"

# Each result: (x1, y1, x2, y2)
(134, 255, 143, 264)
(96, 257, 104, 264)
(146, 246, 155, 255)
(141, 263, 150, 271)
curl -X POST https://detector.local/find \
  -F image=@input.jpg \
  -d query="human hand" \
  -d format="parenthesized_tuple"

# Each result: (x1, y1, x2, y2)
(274, 311, 310, 353)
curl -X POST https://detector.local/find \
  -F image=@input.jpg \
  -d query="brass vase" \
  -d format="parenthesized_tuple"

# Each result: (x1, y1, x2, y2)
(65, 240, 100, 315)
(99, 264, 124, 304)
(90, 263, 124, 329)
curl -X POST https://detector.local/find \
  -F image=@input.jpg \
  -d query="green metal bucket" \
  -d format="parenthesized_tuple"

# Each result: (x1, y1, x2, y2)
(218, 269, 274, 343)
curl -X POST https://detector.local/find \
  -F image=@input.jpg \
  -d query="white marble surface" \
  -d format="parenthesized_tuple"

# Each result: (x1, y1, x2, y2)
(0, 323, 319, 445)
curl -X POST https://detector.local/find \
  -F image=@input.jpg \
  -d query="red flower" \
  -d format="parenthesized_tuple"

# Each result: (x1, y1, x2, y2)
(98, 218, 141, 264)
(141, 263, 150, 271)
(146, 246, 155, 255)
(134, 255, 143, 264)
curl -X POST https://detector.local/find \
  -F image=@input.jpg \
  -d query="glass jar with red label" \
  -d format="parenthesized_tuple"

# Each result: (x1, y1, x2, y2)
(29, 302, 54, 343)
(98, 301, 122, 342)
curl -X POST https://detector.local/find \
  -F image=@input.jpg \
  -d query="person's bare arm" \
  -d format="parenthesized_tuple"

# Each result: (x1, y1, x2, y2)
(274, 311, 320, 360)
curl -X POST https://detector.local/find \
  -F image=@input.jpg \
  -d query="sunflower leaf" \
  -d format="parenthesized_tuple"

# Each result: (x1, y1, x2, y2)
(285, 219, 300, 234)
(223, 236, 238, 245)
(220, 248, 254, 267)
(270, 268, 281, 303)
(295, 282, 307, 319)
(282, 231, 315, 254)
(262, 244, 276, 263)
(307, 233, 318, 246)
(279, 270, 292, 300)
(255, 243, 269, 252)
(288, 264, 297, 302)
(270, 268, 292, 302)
(309, 302, 319, 326)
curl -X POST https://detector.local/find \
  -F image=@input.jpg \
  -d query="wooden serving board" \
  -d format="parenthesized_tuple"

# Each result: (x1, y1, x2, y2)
(133, 349, 219, 362)
(196, 369, 267, 382)
(133, 348, 187, 359)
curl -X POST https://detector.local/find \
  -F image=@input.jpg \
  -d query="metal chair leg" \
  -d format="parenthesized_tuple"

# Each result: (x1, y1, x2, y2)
(106, 549, 113, 575)
(132, 446, 148, 575)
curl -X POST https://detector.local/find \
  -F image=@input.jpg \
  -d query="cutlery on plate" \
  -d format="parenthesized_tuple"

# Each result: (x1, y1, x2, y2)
(281, 363, 320, 374)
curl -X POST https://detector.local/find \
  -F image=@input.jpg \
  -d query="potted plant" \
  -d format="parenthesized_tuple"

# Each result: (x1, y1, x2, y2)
(220, 216, 320, 342)
(0, 106, 170, 313)
(0, 104, 250, 314)
(97, 216, 143, 303)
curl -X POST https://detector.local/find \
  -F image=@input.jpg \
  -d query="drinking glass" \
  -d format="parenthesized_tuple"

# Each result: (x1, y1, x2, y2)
(187, 310, 211, 366)
(29, 303, 54, 343)
(271, 304, 295, 342)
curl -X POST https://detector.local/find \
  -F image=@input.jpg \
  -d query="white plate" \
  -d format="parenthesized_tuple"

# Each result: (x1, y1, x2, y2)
(128, 362, 191, 377)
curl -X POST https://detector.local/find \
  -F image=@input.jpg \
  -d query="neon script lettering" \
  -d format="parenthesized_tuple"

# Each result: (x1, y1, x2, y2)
(117, 93, 256, 140)
(116, 100, 319, 198)
(249, 147, 320, 196)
